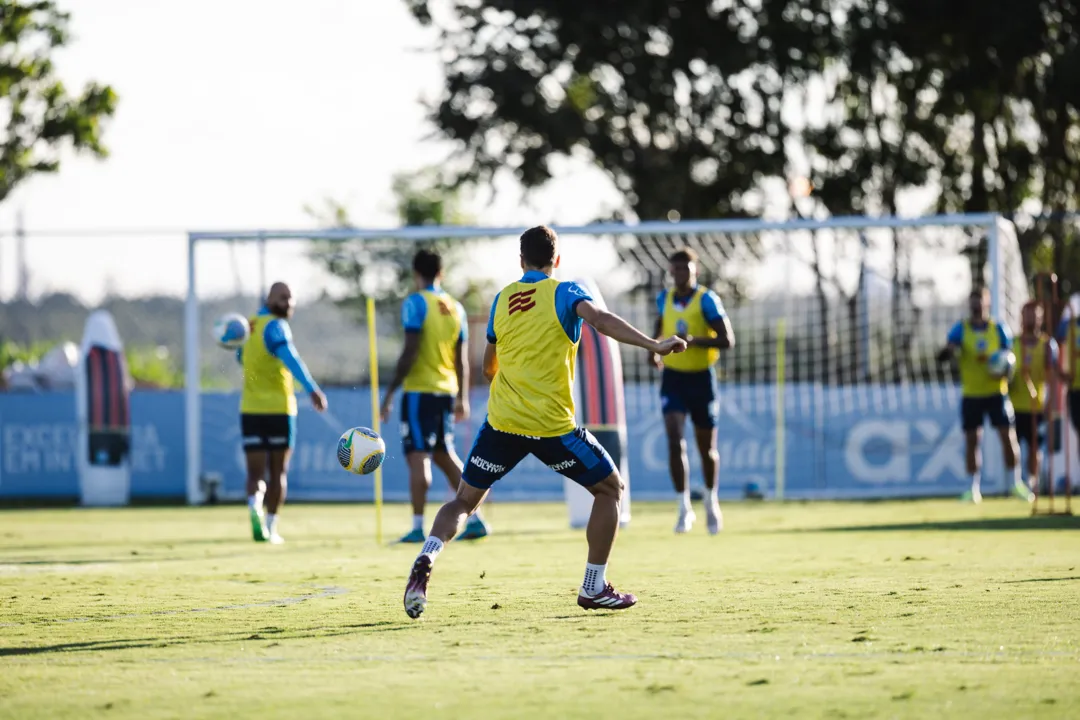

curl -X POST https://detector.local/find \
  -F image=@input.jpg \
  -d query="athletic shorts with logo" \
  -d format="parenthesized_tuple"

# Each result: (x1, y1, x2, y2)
(401, 392, 454, 454)
(461, 422, 616, 489)
(240, 414, 296, 451)
(960, 395, 1013, 431)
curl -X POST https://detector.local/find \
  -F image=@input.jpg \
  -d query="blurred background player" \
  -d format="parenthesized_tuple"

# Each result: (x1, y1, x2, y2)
(403, 226, 686, 619)
(380, 249, 488, 543)
(1011, 301, 1060, 493)
(1055, 295, 1080, 469)
(649, 248, 735, 535)
(239, 281, 327, 543)
(937, 287, 1028, 503)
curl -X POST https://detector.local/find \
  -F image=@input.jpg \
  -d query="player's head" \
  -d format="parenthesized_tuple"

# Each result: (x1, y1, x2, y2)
(969, 287, 989, 320)
(520, 225, 560, 272)
(413, 249, 443, 288)
(266, 281, 295, 319)
(1021, 300, 1043, 333)
(669, 248, 698, 290)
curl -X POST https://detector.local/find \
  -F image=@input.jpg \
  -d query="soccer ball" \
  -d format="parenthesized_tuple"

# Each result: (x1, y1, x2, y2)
(988, 350, 1016, 380)
(337, 427, 386, 475)
(213, 313, 250, 349)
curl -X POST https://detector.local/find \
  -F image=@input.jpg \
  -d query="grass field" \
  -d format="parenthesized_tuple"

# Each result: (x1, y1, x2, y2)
(2, 499, 1079, 719)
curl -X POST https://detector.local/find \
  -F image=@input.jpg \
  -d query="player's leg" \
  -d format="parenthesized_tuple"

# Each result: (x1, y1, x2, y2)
(991, 397, 1029, 501)
(662, 370, 694, 531)
(960, 398, 984, 503)
(1014, 412, 1036, 489)
(403, 423, 525, 619)
(241, 414, 269, 542)
(536, 428, 635, 610)
(431, 396, 489, 540)
(398, 392, 432, 542)
(689, 372, 722, 534)
(263, 415, 295, 543)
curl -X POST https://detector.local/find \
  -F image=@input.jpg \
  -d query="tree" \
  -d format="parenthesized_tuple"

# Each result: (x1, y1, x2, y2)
(0, 1, 117, 202)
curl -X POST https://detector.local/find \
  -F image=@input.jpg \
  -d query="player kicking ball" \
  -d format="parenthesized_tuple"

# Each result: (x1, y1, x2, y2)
(403, 225, 686, 618)
(379, 249, 489, 543)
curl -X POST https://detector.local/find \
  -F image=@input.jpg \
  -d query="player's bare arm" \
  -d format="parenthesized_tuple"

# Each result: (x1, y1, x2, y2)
(688, 316, 735, 350)
(380, 332, 422, 421)
(482, 343, 498, 382)
(455, 340, 470, 421)
(576, 300, 687, 355)
(648, 316, 664, 369)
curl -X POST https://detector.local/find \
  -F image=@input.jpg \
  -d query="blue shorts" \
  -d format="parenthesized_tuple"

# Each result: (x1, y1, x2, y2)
(660, 368, 718, 429)
(240, 414, 296, 451)
(401, 392, 454, 454)
(461, 422, 616, 490)
(961, 395, 1013, 431)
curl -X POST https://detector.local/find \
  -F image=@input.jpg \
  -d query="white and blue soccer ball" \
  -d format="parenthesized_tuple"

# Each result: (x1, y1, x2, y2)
(213, 313, 250, 349)
(337, 427, 386, 475)
(988, 350, 1016, 380)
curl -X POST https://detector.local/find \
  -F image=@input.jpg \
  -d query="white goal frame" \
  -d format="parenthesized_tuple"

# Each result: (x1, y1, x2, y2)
(185, 213, 1006, 505)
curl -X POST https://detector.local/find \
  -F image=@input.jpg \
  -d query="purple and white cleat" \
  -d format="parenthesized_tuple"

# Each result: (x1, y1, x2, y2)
(577, 583, 638, 611)
(404, 555, 433, 619)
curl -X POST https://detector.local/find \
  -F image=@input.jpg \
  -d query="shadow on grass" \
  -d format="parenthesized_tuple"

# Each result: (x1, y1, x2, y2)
(1002, 576, 1080, 584)
(813, 516, 1080, 533)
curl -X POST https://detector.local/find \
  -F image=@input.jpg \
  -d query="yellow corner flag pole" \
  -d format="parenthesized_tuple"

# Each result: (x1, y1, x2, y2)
(367, 296, 383, 545)
(775, 317, 786, 501)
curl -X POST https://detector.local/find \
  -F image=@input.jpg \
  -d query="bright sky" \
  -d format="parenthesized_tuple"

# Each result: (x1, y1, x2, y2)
(0, 0, 625, 302)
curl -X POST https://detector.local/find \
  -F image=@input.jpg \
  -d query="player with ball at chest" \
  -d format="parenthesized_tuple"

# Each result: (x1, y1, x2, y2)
(403, 226, 687, 619)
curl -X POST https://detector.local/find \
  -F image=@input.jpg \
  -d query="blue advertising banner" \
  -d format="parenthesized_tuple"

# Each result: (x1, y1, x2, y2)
(0, 383, 1011, 502)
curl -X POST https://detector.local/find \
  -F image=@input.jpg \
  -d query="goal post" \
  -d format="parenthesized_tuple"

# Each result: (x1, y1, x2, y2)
(184, 213, 1026, 507)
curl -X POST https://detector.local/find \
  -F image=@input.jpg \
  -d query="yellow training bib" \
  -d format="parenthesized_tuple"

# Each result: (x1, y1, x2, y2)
(487, 278, 577, 437)
(959, 320, 1006, 398)
(1010, 336, 1049, 413)
(1067, 322, 1080, 391)
(241, 314, 297, 415)
(661, 287, 719, 372)
(402, 290, 463, 395)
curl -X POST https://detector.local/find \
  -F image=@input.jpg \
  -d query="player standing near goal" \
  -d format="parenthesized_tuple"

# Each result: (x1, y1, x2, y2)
(1011, 301, 1060, 492)
(649, 248, 735, 535)
(379, 249, 490, 543)
(937, 287, 1029, 503)
(402, 226, 686, 619)
(239, 282, 328, 543)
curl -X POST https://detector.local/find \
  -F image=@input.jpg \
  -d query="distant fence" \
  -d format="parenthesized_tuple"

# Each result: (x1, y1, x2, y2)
(0, 383, 1036, 503)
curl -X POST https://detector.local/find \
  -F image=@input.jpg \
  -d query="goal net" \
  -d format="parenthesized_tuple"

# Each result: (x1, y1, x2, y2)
(183, 214, 1028, 505)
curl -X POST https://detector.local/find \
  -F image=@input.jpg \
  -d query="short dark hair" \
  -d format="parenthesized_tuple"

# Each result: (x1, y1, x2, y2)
(413, 249, 442, 282)
(970, 287, 989, 300)
(670, 248, 698, 264)
(520, 226, 558, 268)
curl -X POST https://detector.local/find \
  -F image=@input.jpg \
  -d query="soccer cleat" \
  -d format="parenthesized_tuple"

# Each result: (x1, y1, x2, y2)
(705, 501, 723, 535)
(456, 516, 490, 541)
(1011, 479, 1035, 503)
(577, 583, 638, 611)
(960, 486, 983, 504)
(398, 528, 426, 544)
(267, 532, 285, 545)
(674, 507, 696, 534)
(249, 505, 269, 542)
(404, 555, 433, 619)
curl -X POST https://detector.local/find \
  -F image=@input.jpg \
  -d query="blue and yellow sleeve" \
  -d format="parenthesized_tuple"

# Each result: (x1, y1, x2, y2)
(700, 289, 726, 323)
(946, 321, 964, 347)
(1056, 318, 1071, 341)
(486, 294, 500, 344)
(1048, 338, 1060, 365)
(655, 290, 667, 317)
(997, 322, 1012, 349)
(554, 281, 593, 342)
(264, 319, 319, 393)
(402, 293, 427, 333)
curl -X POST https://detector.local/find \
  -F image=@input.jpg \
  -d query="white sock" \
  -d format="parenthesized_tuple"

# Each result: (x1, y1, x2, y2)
(412, 514, 424, 532)
(678, 488, 692, 512)
(247, 495, 259, 510)
(1012, 465, 1023, 487)
(582, 562, 607, 596)
(266, 513, 277, 533)
(969, 472, 981, 492)
(420, 537, 444, 562)
(706, 486, 718, 504)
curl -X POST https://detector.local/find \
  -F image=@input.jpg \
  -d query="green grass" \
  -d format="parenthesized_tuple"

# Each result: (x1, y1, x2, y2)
(1, 500, 1079, 719)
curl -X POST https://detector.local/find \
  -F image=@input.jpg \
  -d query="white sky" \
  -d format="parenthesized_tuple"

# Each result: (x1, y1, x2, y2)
(0, 0, 625, 302)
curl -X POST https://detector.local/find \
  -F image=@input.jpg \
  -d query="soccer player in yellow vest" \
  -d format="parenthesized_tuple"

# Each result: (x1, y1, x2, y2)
(1012, 301, 1059, 494)
(402, 226, 686, 619)
(650, 248, 735, 535)
(937, 287, 1027, 503)
(239, 282, 327, 543)
(379, 250, 489, 543)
